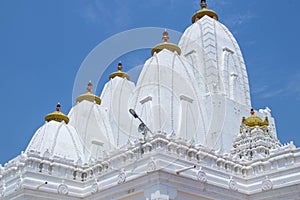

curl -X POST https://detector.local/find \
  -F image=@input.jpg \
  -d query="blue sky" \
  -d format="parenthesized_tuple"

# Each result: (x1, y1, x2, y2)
(0, 0, 300, 164)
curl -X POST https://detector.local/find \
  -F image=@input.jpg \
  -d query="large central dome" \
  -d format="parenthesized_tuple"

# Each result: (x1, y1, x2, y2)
(173, 5, 253, 151)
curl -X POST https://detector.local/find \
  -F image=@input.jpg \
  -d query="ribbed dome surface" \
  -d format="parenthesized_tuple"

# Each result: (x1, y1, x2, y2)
(178, 15, 252, 152)
(100, 76, 138, 148)
(68, 100, 115, 158)
(129, 49, 208, 142)
(179, 15, 251, 106)
(26, 120, 86, 162)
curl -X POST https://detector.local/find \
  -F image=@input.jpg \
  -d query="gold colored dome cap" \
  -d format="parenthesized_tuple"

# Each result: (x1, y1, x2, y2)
(242, 109, 269, 129)
(192, 0, 218, 23)
(45, 103, 70, 124)
(109, 62, 130, 80)
(151, 29, 181, 56)
(76, 81, 101, 105)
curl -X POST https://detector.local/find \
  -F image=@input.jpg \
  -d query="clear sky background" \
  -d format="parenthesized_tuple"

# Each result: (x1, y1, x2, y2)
(0, 0, 299, 164)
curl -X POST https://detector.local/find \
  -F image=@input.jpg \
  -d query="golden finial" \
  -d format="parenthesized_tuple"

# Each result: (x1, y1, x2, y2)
(162, 29, 169, 42)
(192, 0, 218, 23)
(45, 103, 70, 124)
(118, 62, 123, 71)
(151, 29, 181, 56)
(76, 81, 101, 105)
(87, 81, 92, 93)
(56, 102, 61, 112)
(109, 62, 130, 80)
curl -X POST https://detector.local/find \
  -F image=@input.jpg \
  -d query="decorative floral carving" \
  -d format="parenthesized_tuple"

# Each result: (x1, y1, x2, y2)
(57, 181, 69, 195)
(118, 168, 126, 184)
(15, 173, 23, 191)
(197, 168, 207, 183)
(15, 178, 23, 191)
(91, 181, 98, 194)
(262, 176, 273, 191)
(147, 158, 157, 172)
(0, 183, 6, 198)
(150, 190, 170, 200)
(228, 176, 238, 191)
(43, 149, 51, 159)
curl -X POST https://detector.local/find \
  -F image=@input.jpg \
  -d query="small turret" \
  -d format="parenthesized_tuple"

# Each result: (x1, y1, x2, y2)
(109, 62, 130, 80)
(241, 108, 269, 129)
(45, 103, 70, 124)
(151, 29, 181, 56)
(76, 81, 101, 105)
(231, 109, 280, 161)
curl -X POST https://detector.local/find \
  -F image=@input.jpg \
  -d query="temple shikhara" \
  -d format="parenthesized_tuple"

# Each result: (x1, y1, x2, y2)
(1, 1, 299, 199)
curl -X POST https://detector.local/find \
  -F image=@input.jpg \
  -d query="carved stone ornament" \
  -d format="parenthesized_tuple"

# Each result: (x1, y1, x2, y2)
(57, 181, 69, 195)
(15, 178, 23, 191)
(150, 190, 170, 200)
(118, 168, 126, 184)
(0, 185, 5, 198)
(147, 158, 157, 172)
(228, 176, 238, 191)
(91, 181, 98, 194)
(262, 176, 273, 191)
(197, 168, 207, 183)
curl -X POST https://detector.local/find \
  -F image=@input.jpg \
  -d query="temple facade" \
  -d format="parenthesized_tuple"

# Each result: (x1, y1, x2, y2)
(1, 1, 300, 199)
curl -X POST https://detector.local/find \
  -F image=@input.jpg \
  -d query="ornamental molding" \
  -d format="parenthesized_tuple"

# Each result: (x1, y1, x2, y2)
(262, 176, 273, 191)
(91, 180, 99, 194)
(0, 183, 6, 198)
(57, 181, 69, 195)
(228, 176, 238, 191)
(117, 168, 126, 184)
(147, 157, 157, 172)
(0, 134, 300, 198)
(197, 168, 207, 183)
(150, 190, 170, 200)
(15, 178, 23, 191)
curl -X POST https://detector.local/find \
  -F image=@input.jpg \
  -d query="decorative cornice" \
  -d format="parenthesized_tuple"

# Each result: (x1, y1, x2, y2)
(0, 134, 299, 198)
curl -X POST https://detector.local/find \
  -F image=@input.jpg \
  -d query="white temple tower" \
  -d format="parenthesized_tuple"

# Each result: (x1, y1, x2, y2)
(0, 1, 300, 200)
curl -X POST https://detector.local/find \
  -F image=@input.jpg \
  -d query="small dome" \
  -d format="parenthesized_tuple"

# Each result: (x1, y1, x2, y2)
(100, 72, 137, 148)
(45, 103, 69, 124)
(151, 29, 181, 56)
(26, 120, 86, 162)
(68, 100, 116, 159)
(242, 109, 269, 129)
(76, 81, 101, 105)
(192, 0, 218, 23)
(109, 62, 130, 80)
